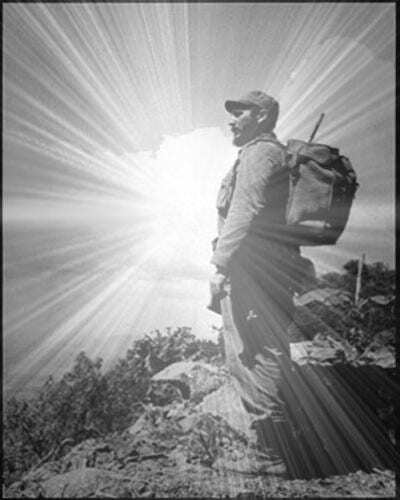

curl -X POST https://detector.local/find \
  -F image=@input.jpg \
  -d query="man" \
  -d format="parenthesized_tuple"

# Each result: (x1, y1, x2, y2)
(209, 90, 308, 475)
(209, 91, 398, 479)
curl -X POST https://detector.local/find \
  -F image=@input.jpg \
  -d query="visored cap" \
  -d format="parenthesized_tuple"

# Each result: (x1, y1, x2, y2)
(225, 90, 278, 113)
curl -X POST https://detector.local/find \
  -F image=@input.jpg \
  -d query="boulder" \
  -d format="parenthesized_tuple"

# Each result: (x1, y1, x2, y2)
(151, 360, 228, 402)
(196, 379, 255, 440)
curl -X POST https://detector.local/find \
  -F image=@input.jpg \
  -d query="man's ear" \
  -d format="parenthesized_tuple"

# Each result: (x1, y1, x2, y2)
(256, 108, 269, 125)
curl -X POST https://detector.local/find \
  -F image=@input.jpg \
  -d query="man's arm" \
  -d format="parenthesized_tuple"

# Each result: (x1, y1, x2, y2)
(211, 141, 283, 269)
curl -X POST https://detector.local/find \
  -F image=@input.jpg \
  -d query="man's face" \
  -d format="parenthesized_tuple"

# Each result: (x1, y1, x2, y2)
(228, 106, 260, 147)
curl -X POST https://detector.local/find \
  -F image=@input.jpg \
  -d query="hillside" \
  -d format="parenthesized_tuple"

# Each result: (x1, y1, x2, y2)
(4, 261, 397, 498)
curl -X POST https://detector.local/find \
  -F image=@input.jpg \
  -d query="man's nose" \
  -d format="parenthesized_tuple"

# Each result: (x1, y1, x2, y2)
(228, 117, 237, 128)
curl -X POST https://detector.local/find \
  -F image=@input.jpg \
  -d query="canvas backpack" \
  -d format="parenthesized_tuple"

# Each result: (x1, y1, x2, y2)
(284, 119, 358, 246)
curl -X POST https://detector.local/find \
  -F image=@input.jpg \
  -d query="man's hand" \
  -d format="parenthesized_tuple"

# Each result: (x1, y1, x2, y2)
(209, 271, 227, 298)
(207, 270, 228, 314)
(209, 265, 228, 296)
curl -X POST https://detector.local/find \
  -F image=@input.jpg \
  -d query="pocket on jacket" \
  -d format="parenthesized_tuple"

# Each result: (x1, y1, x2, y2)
(216, 166, 237, 217)
(216, 183, 232, 216)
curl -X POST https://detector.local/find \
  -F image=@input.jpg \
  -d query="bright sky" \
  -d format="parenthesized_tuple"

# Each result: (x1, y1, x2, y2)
(3, 3, 395, 395)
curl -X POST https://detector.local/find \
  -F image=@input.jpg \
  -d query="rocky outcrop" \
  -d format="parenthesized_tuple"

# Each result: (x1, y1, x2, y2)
(5, 444, 395, 498)
(6, 344, 397, 498)
(148, 360, 255, 439)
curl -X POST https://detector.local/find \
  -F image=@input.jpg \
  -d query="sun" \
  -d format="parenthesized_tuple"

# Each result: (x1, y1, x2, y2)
(128, 129, 236, 272)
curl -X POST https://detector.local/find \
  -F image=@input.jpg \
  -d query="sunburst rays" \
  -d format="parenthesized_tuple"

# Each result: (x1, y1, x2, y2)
(3, 7, 395, 473)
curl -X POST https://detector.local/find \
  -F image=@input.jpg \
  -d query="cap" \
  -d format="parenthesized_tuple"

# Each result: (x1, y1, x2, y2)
(225, 90, 278, 113)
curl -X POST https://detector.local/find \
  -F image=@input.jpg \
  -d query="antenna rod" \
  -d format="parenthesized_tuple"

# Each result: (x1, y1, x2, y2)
(355, 253, 365, 305)
(308, 113, 325, 143)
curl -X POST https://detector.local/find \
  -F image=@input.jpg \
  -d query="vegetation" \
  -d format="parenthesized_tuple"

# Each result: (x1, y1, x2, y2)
(4, 327, 223, 486)
(320, 260, 395, 298)
(295, 260, 395, 350)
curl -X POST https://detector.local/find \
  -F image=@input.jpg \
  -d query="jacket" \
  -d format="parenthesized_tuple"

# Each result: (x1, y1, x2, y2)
(211, 132, 296, 270)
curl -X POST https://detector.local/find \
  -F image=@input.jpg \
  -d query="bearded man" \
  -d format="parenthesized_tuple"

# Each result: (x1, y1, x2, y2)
(208, 90, 307, 473)
(209, 90, 397, 478)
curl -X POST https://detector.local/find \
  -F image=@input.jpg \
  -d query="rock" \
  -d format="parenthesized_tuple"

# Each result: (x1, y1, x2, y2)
(290, 340, 341, 365)
(291, 337, 395, 368)
(128, 403, 187, 457)
(178, 412, 199, 434)
(197, 380, 255, 440)
(213, 455, 287, 475)
(146, 380, 185, 405)
(166, 401, 186, 420)
(7, 467, 132, 498)
(129, 411, 156, 437)
(359, 345, 395, 368)
(152, 361, 228, 402)
(369, 295, 394, 306)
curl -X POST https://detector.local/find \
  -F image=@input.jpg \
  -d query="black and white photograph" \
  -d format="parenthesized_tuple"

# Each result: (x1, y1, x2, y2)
(3, 2, 397, 497)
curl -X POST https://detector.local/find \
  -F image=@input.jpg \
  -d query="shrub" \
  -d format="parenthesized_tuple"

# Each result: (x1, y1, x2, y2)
(295, 260, 395, 350)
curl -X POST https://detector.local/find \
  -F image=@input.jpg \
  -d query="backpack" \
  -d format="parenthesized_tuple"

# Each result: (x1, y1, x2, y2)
(284, 131, 358, 247)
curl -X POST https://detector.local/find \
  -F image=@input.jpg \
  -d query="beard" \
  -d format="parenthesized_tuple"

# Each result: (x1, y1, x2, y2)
(232, 135, 244, 147)
(232, 129, 253, 147)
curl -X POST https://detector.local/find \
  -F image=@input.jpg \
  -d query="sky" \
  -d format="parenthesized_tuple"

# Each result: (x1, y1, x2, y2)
(3, 3, 395, 395)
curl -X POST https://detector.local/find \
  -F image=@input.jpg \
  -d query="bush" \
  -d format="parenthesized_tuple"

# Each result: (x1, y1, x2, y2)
(319, 260, 395, 298)
(295, 260, 395, 350)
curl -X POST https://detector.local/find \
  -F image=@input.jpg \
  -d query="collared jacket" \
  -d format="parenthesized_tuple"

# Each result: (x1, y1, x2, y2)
(211, 132, 298, 271)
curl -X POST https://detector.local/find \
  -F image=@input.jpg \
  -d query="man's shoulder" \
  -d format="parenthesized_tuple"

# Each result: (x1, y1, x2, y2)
(245, 132, 284, 148)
